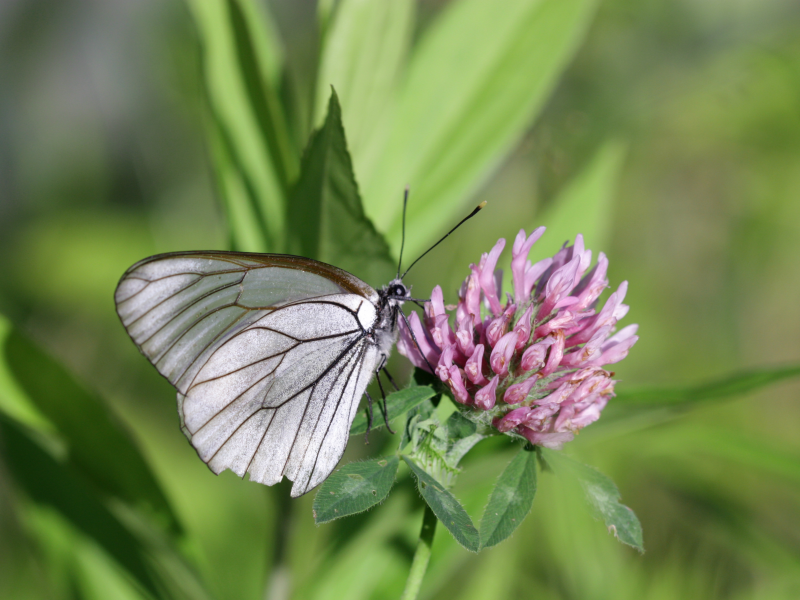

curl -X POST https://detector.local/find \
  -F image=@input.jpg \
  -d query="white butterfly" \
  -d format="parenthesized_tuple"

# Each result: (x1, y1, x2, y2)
(115, 252, 411, 497)
(115, 200, 483, 497)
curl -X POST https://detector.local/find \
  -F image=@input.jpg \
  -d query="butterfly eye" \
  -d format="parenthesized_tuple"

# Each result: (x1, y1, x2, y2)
(390, 284, 407, 298)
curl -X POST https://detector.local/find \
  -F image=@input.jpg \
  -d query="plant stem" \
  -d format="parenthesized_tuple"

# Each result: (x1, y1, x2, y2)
(400, 504, 438, 600)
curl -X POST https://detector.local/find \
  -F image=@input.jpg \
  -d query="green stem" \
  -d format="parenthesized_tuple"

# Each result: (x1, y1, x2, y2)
(401, 504, 438, 600)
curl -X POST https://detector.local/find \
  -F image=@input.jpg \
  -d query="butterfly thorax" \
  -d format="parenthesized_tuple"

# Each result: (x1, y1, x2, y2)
(373, 278, 407, 356)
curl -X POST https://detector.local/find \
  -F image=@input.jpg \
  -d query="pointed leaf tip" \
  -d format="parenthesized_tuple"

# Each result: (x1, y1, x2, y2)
(288, 89, 395, 287)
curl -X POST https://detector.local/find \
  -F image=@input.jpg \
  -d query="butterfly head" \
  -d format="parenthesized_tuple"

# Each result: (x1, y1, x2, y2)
(380, 279, 410, 305)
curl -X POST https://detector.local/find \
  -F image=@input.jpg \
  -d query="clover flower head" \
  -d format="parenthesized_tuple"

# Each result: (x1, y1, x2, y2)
(397, 227, 638, 449)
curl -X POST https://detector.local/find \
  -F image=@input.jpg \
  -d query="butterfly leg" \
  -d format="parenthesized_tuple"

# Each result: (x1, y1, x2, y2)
(382, 366, 400, 391)
(364, 390, 375, 443)
(374, 368, 396, 435)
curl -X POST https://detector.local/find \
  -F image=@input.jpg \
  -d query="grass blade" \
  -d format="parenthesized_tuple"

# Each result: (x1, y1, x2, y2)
(364, 0, 599, 255)
(187, 0, 289, 251)
(314, 0, 414, 189)
(613, 365, 800, 407)
(0, 315, 182, 538)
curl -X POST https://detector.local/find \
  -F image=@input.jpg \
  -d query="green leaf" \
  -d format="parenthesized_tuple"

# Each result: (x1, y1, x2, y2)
(287, 90, 396, 288)
(539, 448, 644, 552)
(314, 0, 414, 189)
(530, 140, 626, 263)
(187, 0, 289, 251)
(313, 456, 399, 524)
(588, 366, 800, 440)
(0, 315, 182, 537)
(479, 446, 537, 548)
(497, 140, 625, 294)
(363, 0, 599, 256)
(227, 0, 298, 189)
(441, 411, 485, 468)
(613, 364, 800, 407)
(207, 110, 271, 252)
(403, 456, 480, 552)
(350, 385, 435, 436)
(1, 416, 165, 599)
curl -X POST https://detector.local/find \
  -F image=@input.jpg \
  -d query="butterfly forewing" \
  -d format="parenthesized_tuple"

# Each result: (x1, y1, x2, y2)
(115, 251, 382, 497)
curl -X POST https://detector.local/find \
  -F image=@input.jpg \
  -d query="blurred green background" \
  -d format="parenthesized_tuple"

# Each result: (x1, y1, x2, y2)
(1, 0, 800, 598)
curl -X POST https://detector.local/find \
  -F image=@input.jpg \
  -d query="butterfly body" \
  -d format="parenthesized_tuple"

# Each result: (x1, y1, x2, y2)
(115, 251, 406, 497)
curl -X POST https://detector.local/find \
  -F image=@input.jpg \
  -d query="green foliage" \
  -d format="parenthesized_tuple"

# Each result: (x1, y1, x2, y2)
(499, 139, 626, 290)
(403, 456, 480, 553)
(363, 0, 601, 258)
(314, 0, 414, 182)
(349, 385, 435, 436)
(4, 0, 800, 598)
(539, 447, 644, 552)
(287, 90, 396, 287)
(313, 456, 399, 524)
(479, 446, 538, 548)
(0, 319, 209, 599)
(1, 415, 165, 598)
(613, 364, 800, 408)
(596, 364, 800, 433)
(0, 316, 180, 536)
(187, 0, 288, 251)
(528, 140, 626, 262)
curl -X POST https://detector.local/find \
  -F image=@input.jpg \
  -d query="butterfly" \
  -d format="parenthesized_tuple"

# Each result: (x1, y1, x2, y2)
(114, 198, 484, 497)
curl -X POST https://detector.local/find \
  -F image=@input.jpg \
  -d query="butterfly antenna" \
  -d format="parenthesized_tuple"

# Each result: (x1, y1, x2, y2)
(397, 186, 410, 278)
(400, 201, 487, 279)
(398, 310, 437, 374)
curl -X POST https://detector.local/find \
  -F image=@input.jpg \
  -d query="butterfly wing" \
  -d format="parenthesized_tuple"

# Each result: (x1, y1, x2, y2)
(115, 251, 382, 496)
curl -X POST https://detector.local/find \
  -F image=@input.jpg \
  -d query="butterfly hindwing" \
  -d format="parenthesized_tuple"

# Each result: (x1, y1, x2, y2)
(115, 251, 381, 496)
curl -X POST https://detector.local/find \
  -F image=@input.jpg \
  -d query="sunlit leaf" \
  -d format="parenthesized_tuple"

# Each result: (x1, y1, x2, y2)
(538, 448, 644, 552)
(313, 456, 399, 524)
(187, 0, 289, 251)
(529, 140, 626, 262)
(207, 111, 271, 252)
(350, 386, 435, 436)
(363, 0, 599, 257)
(227, 0, 297, 189)
(287, 90, 396, 288)
(314, 0, 414, 188)
(496, 140, 625, 295)
(403, 456, 480, 552)
(0, 314, 182, 537)
(479, 446, 537, 548)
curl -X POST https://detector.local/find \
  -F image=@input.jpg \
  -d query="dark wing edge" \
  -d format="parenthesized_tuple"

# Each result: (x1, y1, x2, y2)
(116, 251, 376, 302)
